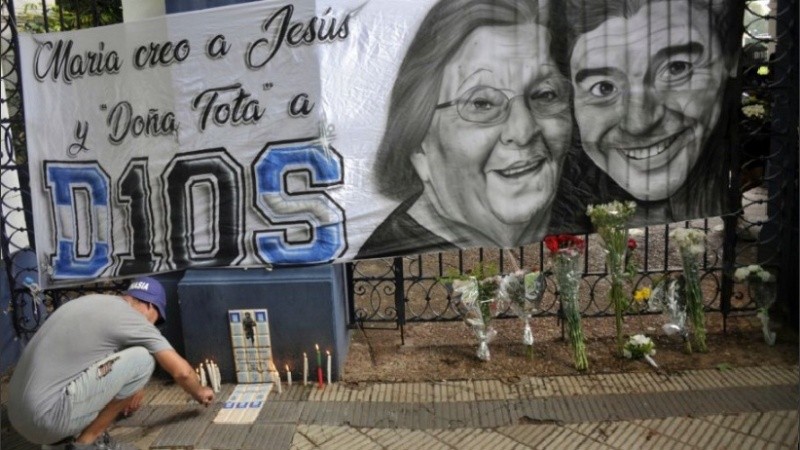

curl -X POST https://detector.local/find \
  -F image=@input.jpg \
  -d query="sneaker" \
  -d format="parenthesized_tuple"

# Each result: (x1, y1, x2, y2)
(66, 431, 138, 450)
(42, 436, 73, 449)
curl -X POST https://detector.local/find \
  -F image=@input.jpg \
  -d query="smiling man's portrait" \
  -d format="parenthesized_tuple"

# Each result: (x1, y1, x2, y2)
(566, 0, 743, 223)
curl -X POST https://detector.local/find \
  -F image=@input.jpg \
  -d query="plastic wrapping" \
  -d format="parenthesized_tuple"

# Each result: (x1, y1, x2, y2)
(497, 270, 544, 349)
(552, 252, 588, 371)
(750, 280, 777, 346)
(650, 278, 689, 340)
(452, 278, 498, 361)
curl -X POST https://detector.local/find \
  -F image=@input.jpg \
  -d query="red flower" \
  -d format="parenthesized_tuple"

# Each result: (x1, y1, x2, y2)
(545, 234, 584, 253)
(544, 235, 559, 253)
(627, 238, 637, 250)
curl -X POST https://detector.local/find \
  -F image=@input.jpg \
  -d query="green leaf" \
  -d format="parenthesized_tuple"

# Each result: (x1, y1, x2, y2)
(715, 363, 733, 372)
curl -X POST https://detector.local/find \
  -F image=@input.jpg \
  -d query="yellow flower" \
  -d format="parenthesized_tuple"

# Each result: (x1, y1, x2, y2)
(633, 287, 651, 303)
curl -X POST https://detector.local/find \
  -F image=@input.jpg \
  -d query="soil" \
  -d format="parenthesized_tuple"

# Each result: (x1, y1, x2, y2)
(342, 312, 799, 383)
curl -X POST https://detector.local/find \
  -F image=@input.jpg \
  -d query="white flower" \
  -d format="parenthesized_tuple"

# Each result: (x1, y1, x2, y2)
(758, 271, 773, 282)
(623, 349, 632, 359)
(688, 244, 705, 256)
(747, 264, 760, 272)
(734, 268, 749, 281)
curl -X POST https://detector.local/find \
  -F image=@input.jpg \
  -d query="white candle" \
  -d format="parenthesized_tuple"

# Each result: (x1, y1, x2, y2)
(326, 350, 332, 385)
(275, 370, 282, 394)
(303, 353, 308, 386)
(286, 364, 292, 387)
(199, 363, 207, 387)
(211, 360, 221, 392)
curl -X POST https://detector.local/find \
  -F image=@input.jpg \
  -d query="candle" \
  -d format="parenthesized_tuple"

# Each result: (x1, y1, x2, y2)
(315, 344, 322, 368)
(211, 360, 221, 392)
(199, 363, 207, 387)
(286, 364, 292, 387)
(303, 353, 309, 386)
(326, 350, 332, 385)
(317, 366, 324, 389)
(275, 371, 282, 394)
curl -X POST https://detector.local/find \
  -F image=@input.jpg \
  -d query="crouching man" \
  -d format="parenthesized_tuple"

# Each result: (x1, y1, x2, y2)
(8, 277, 214, 449)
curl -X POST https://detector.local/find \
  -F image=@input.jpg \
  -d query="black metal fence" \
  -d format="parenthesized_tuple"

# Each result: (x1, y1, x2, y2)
(1, 0, 798, 343)
(347, 0, 799, 338)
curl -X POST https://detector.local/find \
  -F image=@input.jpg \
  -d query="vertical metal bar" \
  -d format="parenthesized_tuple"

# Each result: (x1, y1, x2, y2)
(345, 263, 356, 327)
(393, 257, 405, 345)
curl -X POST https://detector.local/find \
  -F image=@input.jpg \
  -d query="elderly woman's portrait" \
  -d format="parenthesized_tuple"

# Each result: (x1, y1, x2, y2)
(357, 0, 572, 259)
(566, 0, 743, 223)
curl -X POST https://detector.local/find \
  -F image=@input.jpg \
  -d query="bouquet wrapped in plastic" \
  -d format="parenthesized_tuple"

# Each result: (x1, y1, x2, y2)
(451, 276, 499, 361)
(587, 201, 637, 356)
(649, 276, 690, 349)
(670, 228, 707, 353)
(497, 270, 545, 358)
(623, 334, 658, 369)
(545, 234, 588, 371)
(734, 264, 777, 345)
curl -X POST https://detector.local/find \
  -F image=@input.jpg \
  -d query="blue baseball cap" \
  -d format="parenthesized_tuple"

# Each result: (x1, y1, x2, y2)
(125, 276, 167, 325)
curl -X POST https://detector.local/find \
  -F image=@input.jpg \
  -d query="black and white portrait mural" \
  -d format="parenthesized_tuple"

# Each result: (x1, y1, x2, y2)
(18, 0, 743, 287)
(565, 0, 743, 225)
(357, 0, 574, 259)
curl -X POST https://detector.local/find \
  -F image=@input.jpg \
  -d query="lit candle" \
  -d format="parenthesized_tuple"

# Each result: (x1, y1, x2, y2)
(315, 344, 322, 368)
(326, 350, 332, 385)
(315, 344, 324, 388)
(286, 364, 292, 387)
(303, 352, 309, 386)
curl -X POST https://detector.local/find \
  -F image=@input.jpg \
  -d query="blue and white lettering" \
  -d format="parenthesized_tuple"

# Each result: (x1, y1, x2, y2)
(44, 162, 112, 278)
(252, 139, 346, 264)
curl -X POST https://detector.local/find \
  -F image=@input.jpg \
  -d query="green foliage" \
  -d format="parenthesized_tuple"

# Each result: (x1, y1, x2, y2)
(15, 0, 122, 34)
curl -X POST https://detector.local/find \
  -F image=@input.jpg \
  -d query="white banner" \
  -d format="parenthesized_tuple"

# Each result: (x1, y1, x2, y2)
(19, 0, 741, 287)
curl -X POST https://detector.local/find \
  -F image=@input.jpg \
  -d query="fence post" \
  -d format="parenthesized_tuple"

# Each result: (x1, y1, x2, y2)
(393, 257, 406, 345)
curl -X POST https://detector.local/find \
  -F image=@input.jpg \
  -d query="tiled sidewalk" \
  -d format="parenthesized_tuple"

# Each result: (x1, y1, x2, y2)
(2, 365, 798, 449)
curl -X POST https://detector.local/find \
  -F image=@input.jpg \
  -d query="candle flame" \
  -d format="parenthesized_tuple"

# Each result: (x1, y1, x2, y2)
(285, 364, 289, 371)
(315, 344, 319, 351)
(326, 350, 330, 355)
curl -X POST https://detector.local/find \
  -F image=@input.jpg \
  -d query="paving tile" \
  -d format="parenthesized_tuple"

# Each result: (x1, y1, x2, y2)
(316, 426, 380, 450)
(369, 429, 450, 450)
(302, 401, 355, 426)
(196, 423, 249, 449)
(433, 402, 472, 428)
(256, 401, 302, 423)
(499, 423, 559, 446)
(150, 384, 194, 405)
(473, 400, 513, 428)
(150, 411, 211, 449)
(242, 424, 295, 450)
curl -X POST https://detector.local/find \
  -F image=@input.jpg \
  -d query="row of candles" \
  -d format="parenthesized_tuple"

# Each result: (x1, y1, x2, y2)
(196, 359, 222, 393)
(286, 344, 333, 388)
(197, 344, 334, 393)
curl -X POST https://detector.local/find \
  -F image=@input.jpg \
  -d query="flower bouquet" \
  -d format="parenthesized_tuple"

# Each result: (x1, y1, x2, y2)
(587, 201, 637, 356)
(623, 334, 658, 369)
(447, 265, 500, 361)
(649, 275, 690, 346)
(669, 228, 707, 353)
(734, 264, 776, 345)
(497, 269, 545, 358)
(545, 234, 588, 371)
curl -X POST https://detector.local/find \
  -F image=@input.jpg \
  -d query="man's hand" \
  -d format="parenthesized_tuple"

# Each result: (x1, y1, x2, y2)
(156, 349, 217, 407)
(194, 386, 215, 406)
(123, 390, 145, 416)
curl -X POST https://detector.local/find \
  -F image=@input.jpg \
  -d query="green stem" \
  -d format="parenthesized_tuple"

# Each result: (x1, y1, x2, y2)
(682, 253, 707, 353)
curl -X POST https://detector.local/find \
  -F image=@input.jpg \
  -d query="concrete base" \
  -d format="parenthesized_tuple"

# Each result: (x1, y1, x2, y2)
(178, 265, 350, 383)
